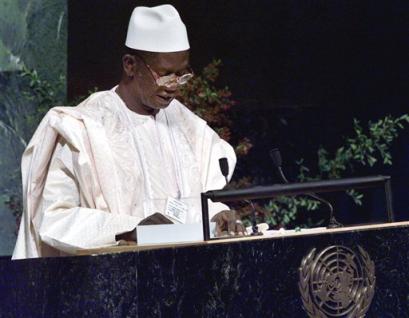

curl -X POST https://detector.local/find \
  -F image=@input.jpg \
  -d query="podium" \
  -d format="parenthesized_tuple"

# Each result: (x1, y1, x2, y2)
(2, 221, 409, 317)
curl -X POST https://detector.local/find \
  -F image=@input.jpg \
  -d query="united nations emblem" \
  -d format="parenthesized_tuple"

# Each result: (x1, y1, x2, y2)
(299, 245, 375, 318)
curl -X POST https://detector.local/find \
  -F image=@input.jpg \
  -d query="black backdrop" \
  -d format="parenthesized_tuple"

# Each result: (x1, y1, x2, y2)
(68, 0, 409, 223)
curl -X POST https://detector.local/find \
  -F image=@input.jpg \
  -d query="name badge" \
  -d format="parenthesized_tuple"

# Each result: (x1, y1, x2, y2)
(165, 197, 188, 224)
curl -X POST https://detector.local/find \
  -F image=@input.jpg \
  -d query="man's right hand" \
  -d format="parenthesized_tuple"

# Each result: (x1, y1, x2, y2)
(115, 228, 137, 245)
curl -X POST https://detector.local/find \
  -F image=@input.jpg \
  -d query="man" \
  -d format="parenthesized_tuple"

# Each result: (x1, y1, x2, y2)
(13, 5, 244, 259)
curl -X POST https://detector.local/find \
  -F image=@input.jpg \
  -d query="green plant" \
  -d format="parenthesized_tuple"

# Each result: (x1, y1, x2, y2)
(262, 114, 409, 228)
(308, 115, 409, 179)
(20, 67, 66, 124)
(265, 196, 322, 228)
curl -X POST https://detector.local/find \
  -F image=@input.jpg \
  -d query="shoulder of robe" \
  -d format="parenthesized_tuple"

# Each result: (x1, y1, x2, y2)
(30, 91, 116, 149)
(69, 90, 120, 126)
(39, 90, 115, 125)
(168, 99, 207, 128)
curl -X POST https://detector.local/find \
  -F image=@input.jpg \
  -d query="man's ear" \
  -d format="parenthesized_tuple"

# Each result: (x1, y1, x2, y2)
(122, 54, 137, 78)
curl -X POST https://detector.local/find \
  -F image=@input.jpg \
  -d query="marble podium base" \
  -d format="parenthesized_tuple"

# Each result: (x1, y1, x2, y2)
(2, 222, 409, 317)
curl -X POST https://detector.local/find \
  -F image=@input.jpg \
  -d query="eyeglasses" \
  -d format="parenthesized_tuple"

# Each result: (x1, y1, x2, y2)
(135, 54, 194, 88)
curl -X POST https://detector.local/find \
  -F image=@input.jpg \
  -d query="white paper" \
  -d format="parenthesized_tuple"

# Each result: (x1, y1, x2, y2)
(137, 223, 216, 245)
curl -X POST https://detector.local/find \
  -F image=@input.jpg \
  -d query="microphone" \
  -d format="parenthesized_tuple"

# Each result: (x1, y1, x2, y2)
(218, 158, 229, 185)
(269, 148, 342, 228)
(269, 148, 289, 183)
(218, 158, 262, 235)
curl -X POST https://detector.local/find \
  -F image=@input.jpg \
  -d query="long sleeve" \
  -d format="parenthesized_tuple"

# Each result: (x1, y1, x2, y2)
(37, 139, 141, 255)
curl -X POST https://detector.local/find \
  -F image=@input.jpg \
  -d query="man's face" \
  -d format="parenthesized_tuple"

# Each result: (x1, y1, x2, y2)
(132, 50, 190, 112)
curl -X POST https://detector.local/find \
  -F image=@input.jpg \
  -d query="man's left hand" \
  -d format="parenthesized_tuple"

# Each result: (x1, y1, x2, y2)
(211, 210, 247, 237)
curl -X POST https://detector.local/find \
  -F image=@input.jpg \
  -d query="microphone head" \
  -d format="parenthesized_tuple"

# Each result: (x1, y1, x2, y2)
(218, 158, 229, 178)
(269, 148, 283, 168)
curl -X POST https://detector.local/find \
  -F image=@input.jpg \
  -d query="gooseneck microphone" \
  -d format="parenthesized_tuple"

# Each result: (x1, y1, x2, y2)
(269, 148, 343, 228)
(269, 148, 289, 183)
(219, 158, 229, 185)
(218, 158, 261, 235)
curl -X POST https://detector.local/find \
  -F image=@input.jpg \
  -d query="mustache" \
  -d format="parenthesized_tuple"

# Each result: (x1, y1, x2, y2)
(156, 88, 177, 99)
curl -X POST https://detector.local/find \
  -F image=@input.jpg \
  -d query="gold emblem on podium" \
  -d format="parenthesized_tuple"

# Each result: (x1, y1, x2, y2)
(299, 245, 375, 317)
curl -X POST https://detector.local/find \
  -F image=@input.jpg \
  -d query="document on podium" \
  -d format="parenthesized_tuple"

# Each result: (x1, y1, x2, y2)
(136, 213, 216, 245)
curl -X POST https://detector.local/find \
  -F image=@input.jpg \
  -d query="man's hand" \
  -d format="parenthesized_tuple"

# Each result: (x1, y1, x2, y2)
(115, 228, 137, 245)
(138, 212, 173, 225)
(211, 210, 247, 237)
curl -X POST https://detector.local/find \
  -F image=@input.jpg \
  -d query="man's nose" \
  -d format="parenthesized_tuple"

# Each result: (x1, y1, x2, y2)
(164, 85, 178, 94)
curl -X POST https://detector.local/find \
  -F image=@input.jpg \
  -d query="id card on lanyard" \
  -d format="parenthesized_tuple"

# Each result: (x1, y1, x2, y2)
(165, 197, 188, 224)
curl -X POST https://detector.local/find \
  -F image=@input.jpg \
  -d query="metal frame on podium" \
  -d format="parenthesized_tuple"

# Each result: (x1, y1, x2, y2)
(201, 175, 394, 241)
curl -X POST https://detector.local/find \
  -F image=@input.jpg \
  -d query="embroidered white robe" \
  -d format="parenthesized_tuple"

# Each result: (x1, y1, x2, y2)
(12, 89, 236, 259)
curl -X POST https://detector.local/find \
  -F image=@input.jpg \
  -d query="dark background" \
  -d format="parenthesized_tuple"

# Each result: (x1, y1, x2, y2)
(68, 0, 409, 224)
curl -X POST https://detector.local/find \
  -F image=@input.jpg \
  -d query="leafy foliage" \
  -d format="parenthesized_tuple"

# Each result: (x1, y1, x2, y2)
(263, 114, 409, 228)
(265, 196, 321, 227)
(20, 67, 66, 127)
(311, 115, 409, 179)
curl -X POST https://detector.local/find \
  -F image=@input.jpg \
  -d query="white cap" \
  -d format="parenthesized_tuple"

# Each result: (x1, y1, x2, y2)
(125, 5, 190, 53)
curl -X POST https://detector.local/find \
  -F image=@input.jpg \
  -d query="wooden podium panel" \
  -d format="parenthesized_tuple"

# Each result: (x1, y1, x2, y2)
(1, 222, 409, 317)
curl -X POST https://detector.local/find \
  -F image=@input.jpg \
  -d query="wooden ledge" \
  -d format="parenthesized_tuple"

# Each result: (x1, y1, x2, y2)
(76, 220, 409, 256)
